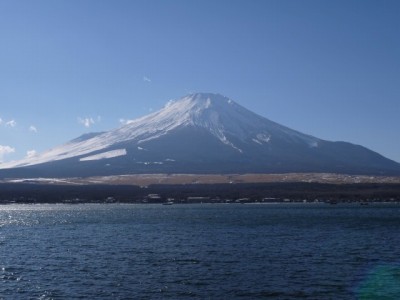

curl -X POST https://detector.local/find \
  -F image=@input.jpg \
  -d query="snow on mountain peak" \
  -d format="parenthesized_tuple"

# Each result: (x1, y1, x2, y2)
(1, 93, 320, 169)
(160, 93, 231, 117)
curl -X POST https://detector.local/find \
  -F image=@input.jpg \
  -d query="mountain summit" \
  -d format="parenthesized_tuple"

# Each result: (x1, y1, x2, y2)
(1, 93, 400, 177)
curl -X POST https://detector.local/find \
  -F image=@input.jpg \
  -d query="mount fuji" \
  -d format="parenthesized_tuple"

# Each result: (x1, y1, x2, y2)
(1, 93, 400, 178)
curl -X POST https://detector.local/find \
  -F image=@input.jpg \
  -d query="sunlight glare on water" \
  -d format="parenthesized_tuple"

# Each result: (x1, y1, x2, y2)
(0, 203, 399, 299)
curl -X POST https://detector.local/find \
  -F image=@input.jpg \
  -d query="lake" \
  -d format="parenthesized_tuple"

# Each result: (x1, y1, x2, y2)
(1, 203, 399, 299)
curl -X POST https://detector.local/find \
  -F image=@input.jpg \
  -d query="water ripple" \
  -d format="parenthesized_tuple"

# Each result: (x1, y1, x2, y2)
(0, 203, 399, 299)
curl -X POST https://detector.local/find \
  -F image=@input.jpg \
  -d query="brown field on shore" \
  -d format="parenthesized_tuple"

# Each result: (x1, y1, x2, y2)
(6, 173, 398, 186)
(83, 173, 400, 185)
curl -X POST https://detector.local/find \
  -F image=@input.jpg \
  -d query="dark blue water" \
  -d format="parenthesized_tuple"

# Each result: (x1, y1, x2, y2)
(1, 203, 400, 299)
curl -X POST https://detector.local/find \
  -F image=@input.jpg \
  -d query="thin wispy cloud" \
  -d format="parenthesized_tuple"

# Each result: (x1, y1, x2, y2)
(29, 125, 38, 133)
(0, 118, 3, 125)
(78, 115, 101, 128)
(143, 76, 152, 83)
(119, 118, 135, 125)
(79, 117, 94, 127)
(0, 145, 15, 162)
(26, 150, 37, 158)
(5, 120, 17, 127)
(78, 117, 95, 128)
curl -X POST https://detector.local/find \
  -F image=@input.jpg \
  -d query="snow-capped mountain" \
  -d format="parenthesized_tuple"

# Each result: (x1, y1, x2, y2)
(1, 93, 400, 177)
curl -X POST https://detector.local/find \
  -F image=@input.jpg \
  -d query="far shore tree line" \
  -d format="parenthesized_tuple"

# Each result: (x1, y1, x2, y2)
(0, 182, 399, 204)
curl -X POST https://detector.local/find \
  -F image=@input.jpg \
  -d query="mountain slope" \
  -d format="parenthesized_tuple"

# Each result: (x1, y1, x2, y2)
(1, 93, 400, 177)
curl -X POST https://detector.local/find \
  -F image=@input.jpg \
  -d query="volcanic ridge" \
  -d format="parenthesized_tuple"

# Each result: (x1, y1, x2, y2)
(1, 93, 400, 178)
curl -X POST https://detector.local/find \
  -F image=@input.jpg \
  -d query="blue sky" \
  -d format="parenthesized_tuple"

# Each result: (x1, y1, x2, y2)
(0, 0, 399, 163)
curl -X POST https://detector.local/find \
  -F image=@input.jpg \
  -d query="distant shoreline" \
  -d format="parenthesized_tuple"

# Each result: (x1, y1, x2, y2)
(1, 172, 400, 185)
(0, 180, 399, 204)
